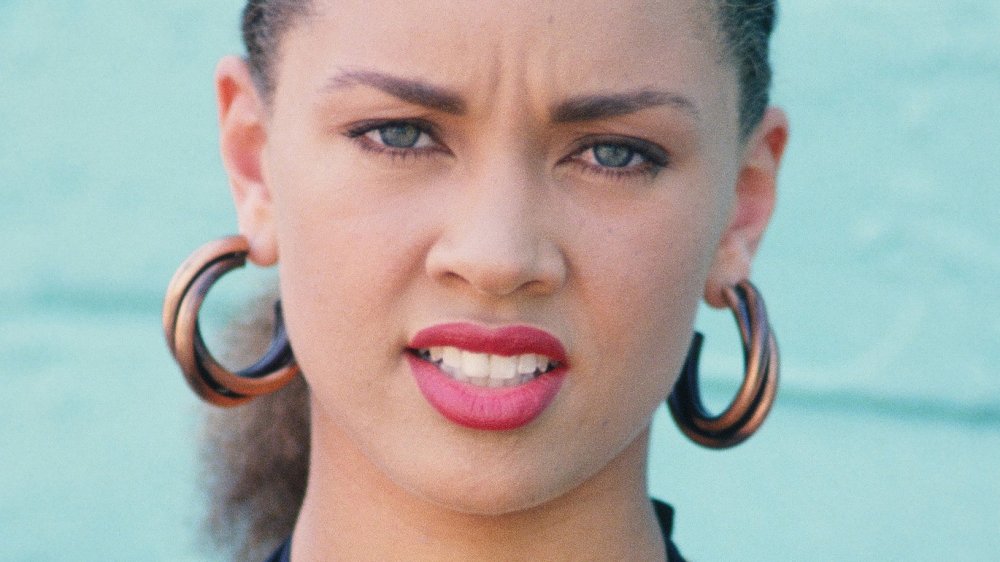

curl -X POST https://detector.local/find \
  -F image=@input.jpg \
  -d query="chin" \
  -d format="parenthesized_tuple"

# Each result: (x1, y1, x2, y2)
(384, 438, 597, 518)
(409, 471, 570, 517)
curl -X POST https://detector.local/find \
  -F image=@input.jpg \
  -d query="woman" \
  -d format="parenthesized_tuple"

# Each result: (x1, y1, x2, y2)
(164, 0, 788, 559)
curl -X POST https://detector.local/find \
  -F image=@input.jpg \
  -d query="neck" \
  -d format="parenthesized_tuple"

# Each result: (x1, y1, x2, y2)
(291, 409, 665, 561)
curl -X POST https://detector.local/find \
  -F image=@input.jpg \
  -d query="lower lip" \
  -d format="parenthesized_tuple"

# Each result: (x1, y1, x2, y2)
(406, 355, 567, 431)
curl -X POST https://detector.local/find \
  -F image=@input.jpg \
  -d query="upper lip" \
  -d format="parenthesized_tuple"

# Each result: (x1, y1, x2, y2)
(409, 322, 567, 363)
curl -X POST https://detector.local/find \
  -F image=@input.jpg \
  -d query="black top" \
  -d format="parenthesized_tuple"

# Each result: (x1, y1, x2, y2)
(265, 499, 685, 561)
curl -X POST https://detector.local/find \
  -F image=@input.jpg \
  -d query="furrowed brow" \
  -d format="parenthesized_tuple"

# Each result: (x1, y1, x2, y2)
(551, 90, 700, 123)
(325, 69, 466, 115)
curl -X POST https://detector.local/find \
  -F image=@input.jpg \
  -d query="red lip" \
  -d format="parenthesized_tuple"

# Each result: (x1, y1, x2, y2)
(407, 323, 568, 431)
(409, 323, 567, 362)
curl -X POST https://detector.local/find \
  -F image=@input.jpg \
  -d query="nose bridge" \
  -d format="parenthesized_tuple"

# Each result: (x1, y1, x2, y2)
(470, 153, 537, 243)
(426, 152, 564, 297)
(475, 162, 539, 267)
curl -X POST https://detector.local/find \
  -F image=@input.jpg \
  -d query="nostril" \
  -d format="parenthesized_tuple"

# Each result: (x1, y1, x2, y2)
(440, 261, 534, 297)
(423, 193, 567, 297)
(433, 260, 565, 299)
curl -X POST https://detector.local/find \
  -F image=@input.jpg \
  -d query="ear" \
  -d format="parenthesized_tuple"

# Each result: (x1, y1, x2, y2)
(704, 107, 789, 308)
(216, 55, 278, 267)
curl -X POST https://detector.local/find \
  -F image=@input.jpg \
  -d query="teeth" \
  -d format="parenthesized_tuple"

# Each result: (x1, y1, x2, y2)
(440, 347, 466, 381)
(516, 354, 536, 376)
(490, 355, 518, 381)
(462, 351, 490, 379)
(416, 346, 558, 387)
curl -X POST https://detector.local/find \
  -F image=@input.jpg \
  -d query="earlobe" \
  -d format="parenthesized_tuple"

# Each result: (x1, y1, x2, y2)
(216, 55, 278, 267)
(704, 108, 789, 308)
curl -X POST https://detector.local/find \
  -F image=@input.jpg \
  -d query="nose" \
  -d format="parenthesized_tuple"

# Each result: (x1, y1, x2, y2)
(425, 163, 567, 299)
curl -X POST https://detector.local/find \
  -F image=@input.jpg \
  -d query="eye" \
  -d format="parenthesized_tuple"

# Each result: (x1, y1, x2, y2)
(368, 122, 432, 149)
(592, 144, 641, 168)
(345, 119, 444, 157)
(564, 137, 669, 179)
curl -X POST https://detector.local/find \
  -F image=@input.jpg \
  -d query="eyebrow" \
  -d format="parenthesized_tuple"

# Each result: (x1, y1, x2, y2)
(324, 69, 698, 123)
(325, 69, 467, 115)
(551, 90, 700, 123)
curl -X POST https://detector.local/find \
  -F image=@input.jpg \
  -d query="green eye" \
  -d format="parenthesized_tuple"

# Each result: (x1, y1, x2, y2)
(593, 144, 635, 168)
(378, 123, 422, 148)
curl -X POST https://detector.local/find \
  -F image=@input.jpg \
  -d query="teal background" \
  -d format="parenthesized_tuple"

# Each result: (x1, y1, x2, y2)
(2, 1, 998, 560)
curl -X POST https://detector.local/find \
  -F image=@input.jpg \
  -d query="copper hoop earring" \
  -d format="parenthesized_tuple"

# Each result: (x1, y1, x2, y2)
(163, 235, 299, 407)
(667, 280, 779, 449)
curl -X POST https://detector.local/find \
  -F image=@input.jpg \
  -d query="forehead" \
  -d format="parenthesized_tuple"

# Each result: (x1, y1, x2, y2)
(294, 1, 719, 71)
(278, 0, 732, 125)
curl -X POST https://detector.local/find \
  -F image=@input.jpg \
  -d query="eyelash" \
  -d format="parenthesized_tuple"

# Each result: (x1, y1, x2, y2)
(344, 119, 446, 160)
(344, 120, 670, 179)
(562, 137, 669, 180)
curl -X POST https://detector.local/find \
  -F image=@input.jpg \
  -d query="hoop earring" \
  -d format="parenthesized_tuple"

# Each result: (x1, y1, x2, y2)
(667, 280, 779, 449)
(163, 235, 299, 407)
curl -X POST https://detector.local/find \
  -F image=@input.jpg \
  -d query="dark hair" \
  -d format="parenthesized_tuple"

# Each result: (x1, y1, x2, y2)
(241, 0, 314, 102)
(205, 1, 780, 558)
(202, 289, 309, 561)
(715, 1, 777, 138)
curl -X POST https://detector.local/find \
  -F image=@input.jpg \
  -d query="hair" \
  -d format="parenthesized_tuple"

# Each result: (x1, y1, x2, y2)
(240, 0, 314, 103)
(204, 1, 779, 558)
(202, 289, 309, 561)
(715, 0, 777, 138)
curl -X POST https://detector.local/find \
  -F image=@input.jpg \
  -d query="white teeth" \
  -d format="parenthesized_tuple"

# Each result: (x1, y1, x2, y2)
(417, 346, 558, 387)
(462, 351, 490, 379)
(517, 354, 537, 376)
(490, 355, 518, 381)
(439, 347, 465, 380)
(442, 347, 462, 371)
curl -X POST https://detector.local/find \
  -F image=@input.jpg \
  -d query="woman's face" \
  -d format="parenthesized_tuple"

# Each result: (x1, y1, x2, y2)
(221, 0, 780, 514)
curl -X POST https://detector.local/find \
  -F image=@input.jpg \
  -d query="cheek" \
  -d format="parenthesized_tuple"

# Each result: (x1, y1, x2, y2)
(263, 148, 430, 389)
(565, 188, 724, 427)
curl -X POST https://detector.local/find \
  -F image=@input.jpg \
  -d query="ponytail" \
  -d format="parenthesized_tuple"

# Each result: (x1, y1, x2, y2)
(201, 289, 310, 561)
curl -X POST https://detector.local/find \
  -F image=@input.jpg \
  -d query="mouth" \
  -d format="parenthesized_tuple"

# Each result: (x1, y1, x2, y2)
(409, 347, 561, 388)
(406, 322, 569, 431)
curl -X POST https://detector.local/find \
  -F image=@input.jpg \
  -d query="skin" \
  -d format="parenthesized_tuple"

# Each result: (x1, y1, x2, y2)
(216, 0, 788, 559)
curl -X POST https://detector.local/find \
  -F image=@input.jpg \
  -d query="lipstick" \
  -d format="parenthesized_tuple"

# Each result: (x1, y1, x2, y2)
(407, 323, 568, 431)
